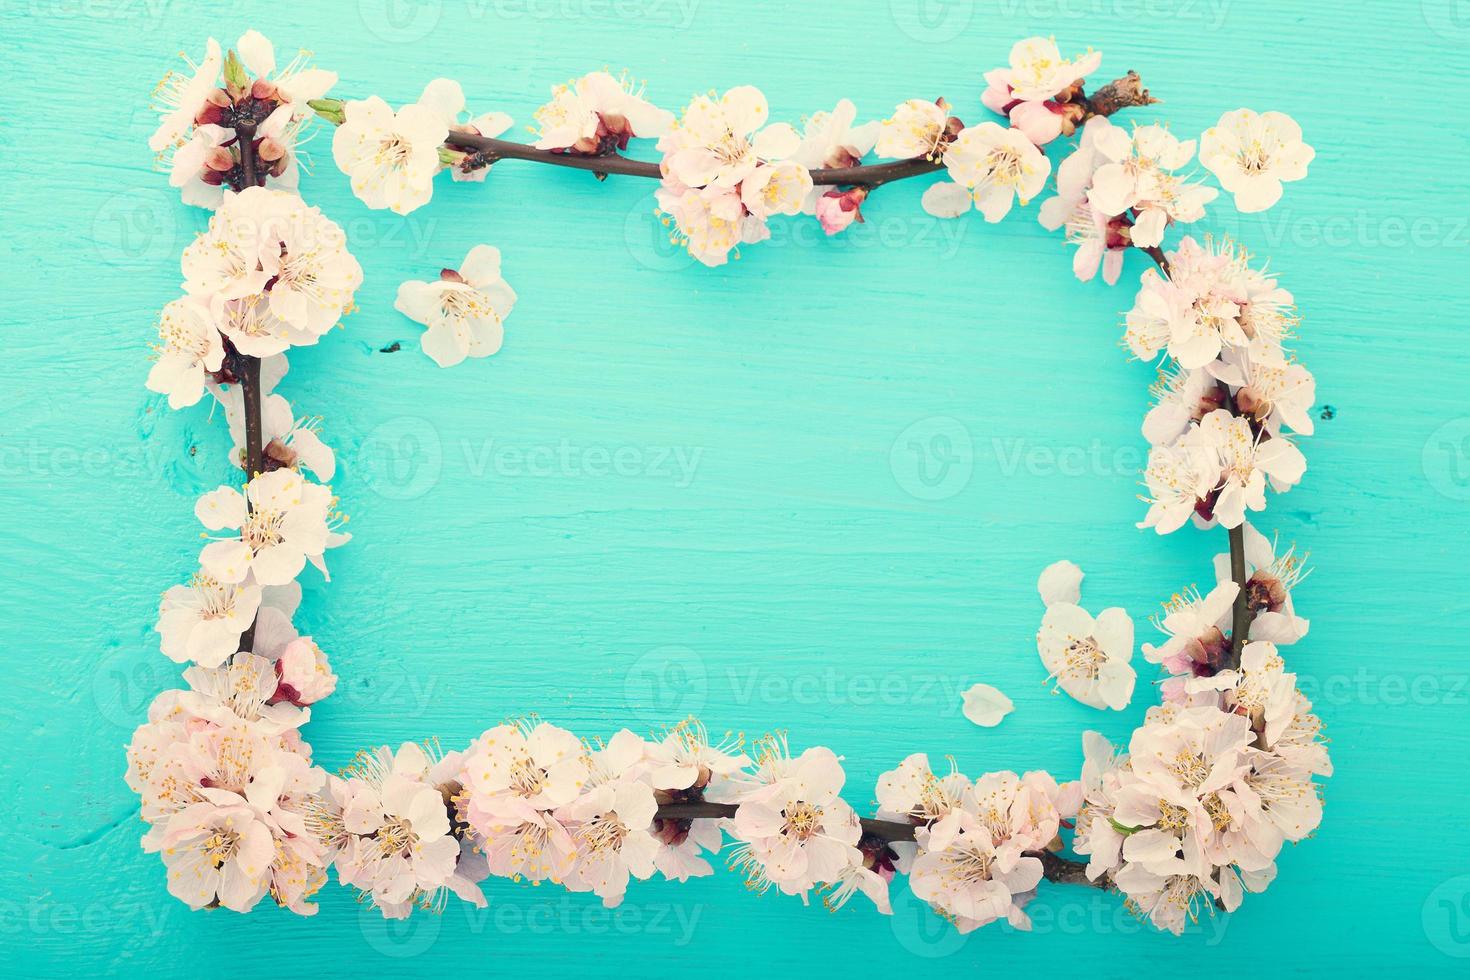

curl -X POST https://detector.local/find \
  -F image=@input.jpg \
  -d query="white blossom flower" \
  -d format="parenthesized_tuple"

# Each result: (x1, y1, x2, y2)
(144, 794, 277, 911)
(1142, 367, 1226, 446)
(234, 29, 338, 115)
(273, 637, 337, 705)
(168, 123, 232, 209)
(643, 719, 749, 792)
(395, 244, 517, 368)
(1086, 124, 1216, 247)
(726, 740, 862, 897)
(332, 93, 449, 214)
(1210, 346, 1316, 436)
(1200, 109, 1313, 213)
(196, 469, 336, 586)
(1124, 237, 1294, 369)
(1142, 581, 1238, 679)
(411, 77, 515, 183)
(182, 187, 361, 345)
(1137, 439, 1221, 534)
(796, 99, 878, 173)
(980, 36, 1102, 145)
(336, 743, 462, 907)
(149, 37, 223, 154)
(159, 655, 306, 735)
(459, 721, 588, 882)
(156, 572, 262, 667)
(1212, 523, 1310, 644)
(875, 753, 973, 851)
(657, 86, 799, 189)
(739, 160, 813, 219)
(875, 98, 951, 160)
(1187, 408, 1306, 527)
(907, 770, 1072, 932)
(654, 181, 765, 267)
(1037, 603, 1136, 710)
(146, 295, 224, 408)
(559, 780, 660, 907)
(932, 122, 1051, 222)
(534, 70, 673, 151)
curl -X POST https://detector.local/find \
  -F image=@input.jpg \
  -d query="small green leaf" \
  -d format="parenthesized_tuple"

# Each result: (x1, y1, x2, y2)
(1109, 817, 1143, 836)
(223, 50, 249, 91)
(308, 98, 346, 126)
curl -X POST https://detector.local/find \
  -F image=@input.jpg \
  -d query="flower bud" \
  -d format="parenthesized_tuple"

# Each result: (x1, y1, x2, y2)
(195, 88, 231, 126)
(204, 147, 235, 172)
(257, 137, 286, 163)
(270, 637, 337, 706)
(815, 187, 867, 236)
(250, 78, 278, 102)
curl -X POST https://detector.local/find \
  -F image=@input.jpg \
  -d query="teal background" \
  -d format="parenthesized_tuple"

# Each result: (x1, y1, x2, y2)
(3, 0, 1468, 975)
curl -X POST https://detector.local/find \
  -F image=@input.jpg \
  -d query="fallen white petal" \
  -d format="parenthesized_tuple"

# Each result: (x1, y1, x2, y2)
(1038, 559, 1084, 607)
(961, 683, 1014, 727)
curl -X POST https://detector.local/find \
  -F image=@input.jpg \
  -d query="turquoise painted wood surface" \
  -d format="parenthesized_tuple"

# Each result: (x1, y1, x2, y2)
(3, 1, 1468, 975)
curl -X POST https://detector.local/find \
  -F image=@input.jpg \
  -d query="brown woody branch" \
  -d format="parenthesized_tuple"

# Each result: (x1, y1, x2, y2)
(437, 71, 1158, 191)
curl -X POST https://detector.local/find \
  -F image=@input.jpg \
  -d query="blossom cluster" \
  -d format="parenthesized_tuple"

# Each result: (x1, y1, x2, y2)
(150, 30, 336, 209)
(130, 31, 1328, 937)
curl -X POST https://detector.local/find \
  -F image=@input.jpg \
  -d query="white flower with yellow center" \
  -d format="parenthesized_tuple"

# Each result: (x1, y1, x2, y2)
(1037, 602, 1136, 710)
(337, 743, 461, 907)
(156, 570, 262, 667)
(874, 98, 950, 160)
(1200, 109, 1313, 213)
(1086, 122, 1217, 247)
(332, 94, 449, 215)
(657, 86, 799, 189)
(182, 187, 361, 344)
(395, 244, 517, 369)
(148, 37, 222, 154)
(146, 295, 224, 409)
(739, 160, 813, 219)
(930, 121, 1051, 223)
(196, 469, 336, 586)
(726, 741, 861, 897)
(559, 780, 660, 907)
(1185, 409, 1306, 528)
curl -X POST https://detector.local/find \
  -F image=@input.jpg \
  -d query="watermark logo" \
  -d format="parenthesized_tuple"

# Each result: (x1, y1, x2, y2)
(359, 900, 442, 957)
(358, 417, 444, 500)
(1424, 875, 1470, 957)
(624, 645, 707, 722)
(1423, 417, 1470, 501)
(360, 0, 444, 42)
(890, 0, 973, 43)
(891, 416, 974, 500)
(1423, 0, 1470, 41)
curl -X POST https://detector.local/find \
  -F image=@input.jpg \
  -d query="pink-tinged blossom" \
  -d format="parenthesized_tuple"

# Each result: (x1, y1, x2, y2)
(725, 741, 863, 899)
(980, 37, 1102, 145)
(533, 70, 673, 152)
(459, 721, 588, 882)
(272, 637, 337, 705)
(196, 469, 338, 586)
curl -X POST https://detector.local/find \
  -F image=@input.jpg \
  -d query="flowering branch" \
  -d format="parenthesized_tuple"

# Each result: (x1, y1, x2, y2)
(1137, 245, 1255, 671)
(374, 70, 1159, 196)
(133, 32, 1326, 937)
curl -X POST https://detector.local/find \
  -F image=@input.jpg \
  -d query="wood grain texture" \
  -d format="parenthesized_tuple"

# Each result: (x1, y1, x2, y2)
(2, 1, 1468, 975)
